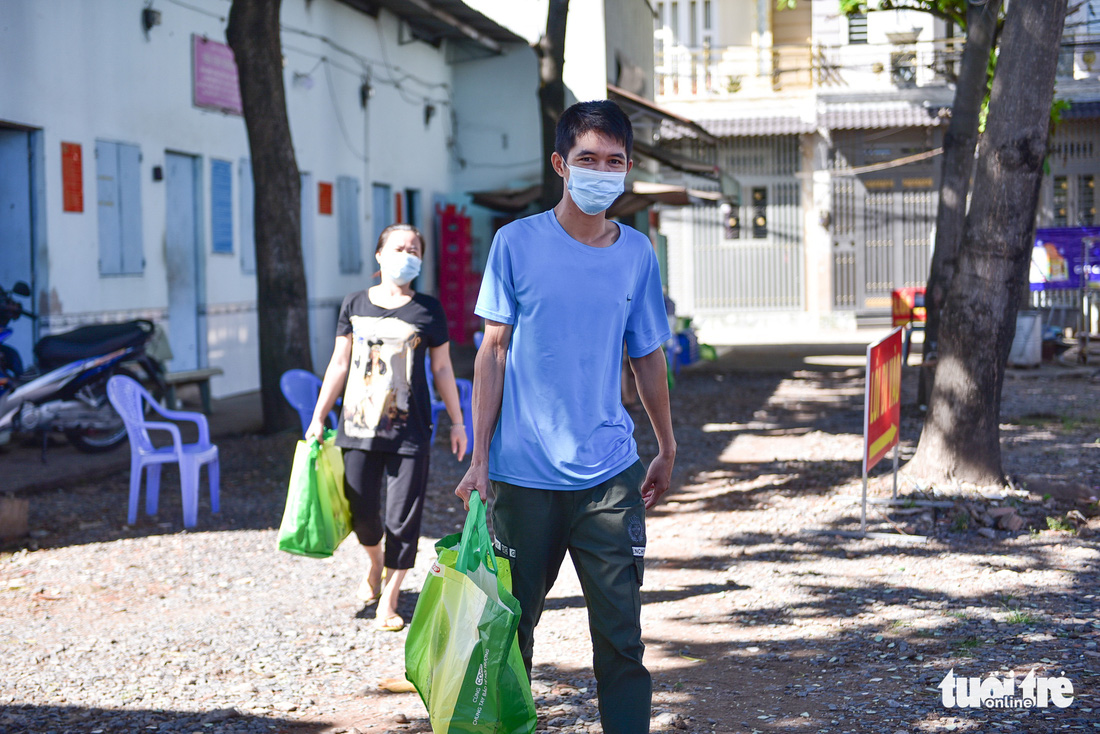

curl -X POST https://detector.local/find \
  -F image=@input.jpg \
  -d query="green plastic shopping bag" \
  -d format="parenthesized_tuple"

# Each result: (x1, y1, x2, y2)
(405, 491, 537, 734)
(277, 429, 352, 558)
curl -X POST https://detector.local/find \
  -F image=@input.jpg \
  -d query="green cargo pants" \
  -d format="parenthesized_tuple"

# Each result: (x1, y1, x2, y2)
(490, 460, 650, 734)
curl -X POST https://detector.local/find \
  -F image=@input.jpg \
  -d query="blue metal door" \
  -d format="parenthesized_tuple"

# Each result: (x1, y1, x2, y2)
(0, 129, 34, 366)
(165, 153, 200, 371)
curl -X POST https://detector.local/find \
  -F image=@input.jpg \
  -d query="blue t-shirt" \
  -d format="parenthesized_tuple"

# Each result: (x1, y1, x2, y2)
(474, 210, 672, 490)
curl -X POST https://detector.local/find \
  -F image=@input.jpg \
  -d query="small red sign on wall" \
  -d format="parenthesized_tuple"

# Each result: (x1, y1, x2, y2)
(318, 182, 333, 215)
(61, 142, 83, 213)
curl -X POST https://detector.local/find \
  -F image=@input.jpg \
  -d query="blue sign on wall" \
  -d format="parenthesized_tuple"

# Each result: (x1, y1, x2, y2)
(1031, 227, 1100, 290)
(211, 159, 233, 254)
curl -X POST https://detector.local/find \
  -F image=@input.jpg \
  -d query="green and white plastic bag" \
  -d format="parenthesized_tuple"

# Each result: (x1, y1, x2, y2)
(405, 491, 537, 733)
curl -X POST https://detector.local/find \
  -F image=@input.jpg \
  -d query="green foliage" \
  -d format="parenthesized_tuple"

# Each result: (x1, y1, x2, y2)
(1006, 609, 1036, 625)
(837, 0, 968, 28)
(1046, 515, 1075, 533)
(950, 511, 970, 533)
(1060, 413, 1095, 431)
(1046, 100, 1074, 174)
(952, 637, 982, 656)
(1051, 99, 1072, 127)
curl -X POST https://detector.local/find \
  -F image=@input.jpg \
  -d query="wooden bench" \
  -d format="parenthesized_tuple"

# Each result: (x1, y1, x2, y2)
(163, 367, 224, 414)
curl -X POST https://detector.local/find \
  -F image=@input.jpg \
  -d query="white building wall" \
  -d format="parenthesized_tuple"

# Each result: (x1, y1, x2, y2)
(449, 43, 542, 268)
(0, 0, 529, 397)
(463, 0, 609, 103)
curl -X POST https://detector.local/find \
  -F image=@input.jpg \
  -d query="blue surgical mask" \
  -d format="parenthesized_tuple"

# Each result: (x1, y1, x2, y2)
(378, 251, 421, 286)
(566, 165, 626, 215)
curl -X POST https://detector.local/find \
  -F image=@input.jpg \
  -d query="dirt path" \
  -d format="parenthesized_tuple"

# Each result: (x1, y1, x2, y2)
(2, 364, 1098, 734)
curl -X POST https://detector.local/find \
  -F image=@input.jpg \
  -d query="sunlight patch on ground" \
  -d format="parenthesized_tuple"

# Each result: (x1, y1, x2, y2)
(671, 472, 800, 502)
(802, 354, 871, 367)
(718, 431, 865, 463)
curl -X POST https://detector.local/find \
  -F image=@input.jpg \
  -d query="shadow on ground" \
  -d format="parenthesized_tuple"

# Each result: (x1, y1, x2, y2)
(0, 704, 329, 733)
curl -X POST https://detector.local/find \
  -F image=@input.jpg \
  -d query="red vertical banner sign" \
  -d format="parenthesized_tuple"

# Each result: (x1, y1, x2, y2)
(860, 326, 904, 532)
(61, 142, 84, 213)
(864, 327, 904, 473)
(318, 182, 333, 215)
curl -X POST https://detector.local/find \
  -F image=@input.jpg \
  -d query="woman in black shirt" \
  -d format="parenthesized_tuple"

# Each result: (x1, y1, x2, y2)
(307, 223, 467, 631)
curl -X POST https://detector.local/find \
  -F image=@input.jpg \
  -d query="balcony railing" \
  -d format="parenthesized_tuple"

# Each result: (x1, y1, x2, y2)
(655, 34, 1100, 99)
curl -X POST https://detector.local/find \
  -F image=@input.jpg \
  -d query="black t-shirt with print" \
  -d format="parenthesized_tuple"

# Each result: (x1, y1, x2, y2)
(334, 290, 449, 455)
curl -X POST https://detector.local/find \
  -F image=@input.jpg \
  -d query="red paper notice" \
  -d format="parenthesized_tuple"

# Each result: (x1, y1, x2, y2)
(62, 142, 83, 213)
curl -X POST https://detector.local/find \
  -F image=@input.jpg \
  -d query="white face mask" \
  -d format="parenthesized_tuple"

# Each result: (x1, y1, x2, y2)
(377, 250, 421, 286)
(566, 164, 627, 215)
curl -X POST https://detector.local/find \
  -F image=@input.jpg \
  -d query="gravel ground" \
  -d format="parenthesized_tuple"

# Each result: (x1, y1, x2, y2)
(1, 362, 1098, 734)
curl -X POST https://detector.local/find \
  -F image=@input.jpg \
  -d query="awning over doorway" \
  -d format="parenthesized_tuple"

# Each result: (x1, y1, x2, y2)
(469, 184, 541, 214)
(608, 84, 717, 144)
(607, 84, 737, 203)
(467, 181, 722, 217)
(469, 89, 734, 217)
(337, 0, 524, 54)
(607, 181, 722, 218)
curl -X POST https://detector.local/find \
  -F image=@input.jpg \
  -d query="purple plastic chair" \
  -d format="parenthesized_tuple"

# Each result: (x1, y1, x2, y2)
(279, 369, 339, 437)
(424, 353, 474, 449)
(106, 375, 220, 528)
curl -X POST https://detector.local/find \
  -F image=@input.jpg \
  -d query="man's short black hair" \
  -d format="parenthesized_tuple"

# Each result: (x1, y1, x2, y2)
(555, 100, 633, 160)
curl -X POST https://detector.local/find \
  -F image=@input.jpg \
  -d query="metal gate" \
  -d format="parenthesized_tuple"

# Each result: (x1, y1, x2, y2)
(690, 179, 804, 311)
(687, 135, 805, 312)
(830, 130, 940, 312)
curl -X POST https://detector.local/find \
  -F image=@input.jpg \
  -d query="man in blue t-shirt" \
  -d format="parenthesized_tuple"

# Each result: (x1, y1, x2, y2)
(456, 100, 676, 734)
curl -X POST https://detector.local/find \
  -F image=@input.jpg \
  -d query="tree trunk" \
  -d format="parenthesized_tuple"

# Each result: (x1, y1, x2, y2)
(918, 0, 1002, 404)
(538, 0, 569, 210)
(227, 0, 312, 433)
(907, 0, 1068, 485)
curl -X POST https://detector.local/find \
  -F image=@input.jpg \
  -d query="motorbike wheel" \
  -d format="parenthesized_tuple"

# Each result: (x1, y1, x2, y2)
(65, 366, 157, 453)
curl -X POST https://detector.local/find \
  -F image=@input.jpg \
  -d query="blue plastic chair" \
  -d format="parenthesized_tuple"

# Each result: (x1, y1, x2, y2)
(424, 352, 474, 449)
(106, 375, 220, 529)
(280, 369, 339, 436)
(665, 335, 682, 375)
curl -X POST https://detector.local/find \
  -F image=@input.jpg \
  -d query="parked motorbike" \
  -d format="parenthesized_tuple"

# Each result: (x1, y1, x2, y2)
(0, 281, 166, 455)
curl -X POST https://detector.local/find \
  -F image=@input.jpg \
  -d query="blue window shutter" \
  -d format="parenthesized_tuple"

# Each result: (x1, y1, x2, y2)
(96, 141, 122, 275)
(239, 159, 255, 273)
(117, 143, 144, 274)
(211, 159, 233, 254)
(337, 176, 362, 273)
(372, 182, 392, 249)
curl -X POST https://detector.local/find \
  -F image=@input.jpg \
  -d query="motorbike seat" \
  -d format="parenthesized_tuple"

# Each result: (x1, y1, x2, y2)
(35, 320, 153, 371)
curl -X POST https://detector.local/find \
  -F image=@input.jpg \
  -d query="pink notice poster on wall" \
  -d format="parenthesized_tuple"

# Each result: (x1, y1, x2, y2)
(193, 35, 243, 115)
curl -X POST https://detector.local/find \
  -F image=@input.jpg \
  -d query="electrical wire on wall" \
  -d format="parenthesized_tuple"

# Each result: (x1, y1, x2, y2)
(159, 0, 454, 112)
(323, 59, 368, 162)
(148, 0, 544, 187)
